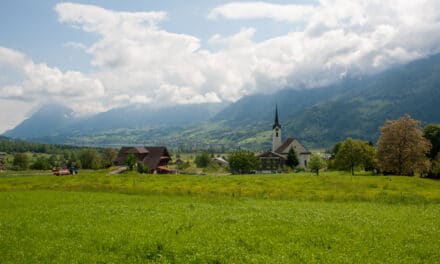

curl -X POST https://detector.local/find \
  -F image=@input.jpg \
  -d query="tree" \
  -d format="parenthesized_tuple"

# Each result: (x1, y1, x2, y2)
(13, 153, 29, 170)
(48, 154, 59, 168)
(79, 149, 101, 169)
(125, 153, 137, 171)
(285, 148, 299, 169)
(228, 150, 260, 174)
(30, 157, 50, 170)
(377, 115, 431, 175)
(429, 153, 440, 179)
(334, 138, 375, 175)
(424, 124, 440, 160)
(308, 155, 326, 176)
(101, 148, 118, 168)
(195, 151, 211, 168)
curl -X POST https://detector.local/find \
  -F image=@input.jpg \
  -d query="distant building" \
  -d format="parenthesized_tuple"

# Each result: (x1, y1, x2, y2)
(211, 157, 229, 167)
(114, 146, 172, 174)
(258, 106, 311, 171)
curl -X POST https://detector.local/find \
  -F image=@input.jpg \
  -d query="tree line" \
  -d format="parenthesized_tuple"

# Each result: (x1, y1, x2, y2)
(212, 115, 440, 177)
(6, 148, 118, 171)
(329, 115, 440, 178)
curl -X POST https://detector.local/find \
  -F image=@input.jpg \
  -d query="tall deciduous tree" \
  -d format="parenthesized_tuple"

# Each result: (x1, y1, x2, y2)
(285, 147, 299, 169)
(424, 124, 440, 160)
(101, 148, 118, 168)
(377, 115, 431, 175)
(12, 153, 29, 171)
(195, 151, 211, 168)
(308, 155, 326, 176)
(79, 149, 101, 170)
(424, 124, 440, 178)
(334, 138, 375, 175)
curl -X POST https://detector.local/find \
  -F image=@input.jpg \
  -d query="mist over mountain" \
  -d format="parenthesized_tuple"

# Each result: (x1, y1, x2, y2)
(3, 104, 75, 139)
(4, 54, 440, 149)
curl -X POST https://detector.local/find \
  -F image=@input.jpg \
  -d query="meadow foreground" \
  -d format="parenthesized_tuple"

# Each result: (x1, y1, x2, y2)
(0, 171, 439, 263)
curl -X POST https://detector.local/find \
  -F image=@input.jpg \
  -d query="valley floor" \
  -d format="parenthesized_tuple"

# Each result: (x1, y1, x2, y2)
(0, 171, 439, 263)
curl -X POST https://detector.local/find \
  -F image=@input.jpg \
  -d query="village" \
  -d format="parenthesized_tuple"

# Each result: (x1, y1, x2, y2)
(0, 105, 438, 179)
(110, 106, 312, 175)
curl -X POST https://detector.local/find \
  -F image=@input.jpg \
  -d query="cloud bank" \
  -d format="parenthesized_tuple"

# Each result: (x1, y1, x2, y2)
(2, 0, 440, 115)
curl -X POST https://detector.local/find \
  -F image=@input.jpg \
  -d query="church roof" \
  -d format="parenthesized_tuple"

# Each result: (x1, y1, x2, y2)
(275, 138, 311, 155)
(258, 151, 286, 159)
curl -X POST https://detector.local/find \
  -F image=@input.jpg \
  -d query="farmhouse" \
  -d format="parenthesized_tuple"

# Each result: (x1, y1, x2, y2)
(258, 106, 311, 171)
(114, 146, 172, 173)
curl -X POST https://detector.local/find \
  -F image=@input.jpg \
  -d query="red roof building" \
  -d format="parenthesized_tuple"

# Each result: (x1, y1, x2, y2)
(115, 146, 172, 174)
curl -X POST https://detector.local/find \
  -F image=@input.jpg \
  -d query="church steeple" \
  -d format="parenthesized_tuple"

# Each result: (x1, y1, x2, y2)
(272, 105, 282, 152)
(273, 104, 281, 129)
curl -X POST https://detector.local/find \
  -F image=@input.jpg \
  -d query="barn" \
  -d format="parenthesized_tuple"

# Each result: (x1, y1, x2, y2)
(114, 146, 172, 173)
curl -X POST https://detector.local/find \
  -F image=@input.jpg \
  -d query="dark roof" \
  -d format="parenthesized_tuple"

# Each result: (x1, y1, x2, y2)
(275, 138, 311, 154)
(141, 147, 171, 170)
(258, 151, 286, 159)
(275, 138, 295, 153)
(114, 146, 170, 168)
(125, 147, 149, 154)
(273, 105, 281, 129)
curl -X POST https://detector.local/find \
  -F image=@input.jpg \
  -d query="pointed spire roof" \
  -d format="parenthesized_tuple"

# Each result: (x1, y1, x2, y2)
(273, 104, 281, 129)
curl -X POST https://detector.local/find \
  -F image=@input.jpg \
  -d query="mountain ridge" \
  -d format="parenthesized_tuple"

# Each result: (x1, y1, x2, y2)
(4, 54, 440, 149)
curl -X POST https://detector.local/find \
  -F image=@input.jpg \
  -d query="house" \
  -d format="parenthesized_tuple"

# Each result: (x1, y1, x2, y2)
(114, 146, 172, 174)
(211, 157, 229, 167)
(258, 106, 311, 171)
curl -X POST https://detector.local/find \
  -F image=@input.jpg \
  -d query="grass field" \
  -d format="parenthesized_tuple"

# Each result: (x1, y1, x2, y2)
(1, 171, 440, 263)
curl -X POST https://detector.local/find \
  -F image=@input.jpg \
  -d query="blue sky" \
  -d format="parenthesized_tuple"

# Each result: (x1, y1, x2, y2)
(1, 0, 440, 133)
(0, 0, 308, 72)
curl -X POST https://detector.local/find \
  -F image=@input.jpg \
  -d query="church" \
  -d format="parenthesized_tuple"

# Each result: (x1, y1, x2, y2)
(258, 106, 311, 171)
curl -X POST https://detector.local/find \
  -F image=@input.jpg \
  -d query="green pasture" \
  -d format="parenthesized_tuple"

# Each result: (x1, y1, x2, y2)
(0, 171, 440, 263)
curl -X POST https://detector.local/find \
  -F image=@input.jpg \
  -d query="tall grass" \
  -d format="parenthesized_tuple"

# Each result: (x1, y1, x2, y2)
(0, 170, 439, 203)
(0, 171, 439, 263)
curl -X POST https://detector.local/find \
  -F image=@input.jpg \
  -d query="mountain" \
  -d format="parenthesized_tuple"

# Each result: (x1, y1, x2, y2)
(3, 104, 75, 139)
(4, 54, 440, 149)
(4, 103, 227, 144)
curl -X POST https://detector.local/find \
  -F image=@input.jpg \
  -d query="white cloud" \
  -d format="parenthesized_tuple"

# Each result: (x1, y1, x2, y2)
(0, 47, 105, 114)
(63, 41, 87, 50)
(208, 2, 315, 22)
(3, 0, 440, 125)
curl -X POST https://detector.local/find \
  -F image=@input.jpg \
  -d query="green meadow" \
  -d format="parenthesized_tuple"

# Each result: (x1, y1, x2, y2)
(1, 171, 440, 263)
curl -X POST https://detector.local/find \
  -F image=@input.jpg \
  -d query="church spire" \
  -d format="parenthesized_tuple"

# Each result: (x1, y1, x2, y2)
(272, 104, 282, 152)
(273, 104, 281, 129)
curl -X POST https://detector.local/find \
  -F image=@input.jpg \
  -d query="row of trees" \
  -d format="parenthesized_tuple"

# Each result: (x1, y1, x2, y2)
(9, 148, 118, 171)
(225, 115, 439, 176)
(330, 115, 440, 177)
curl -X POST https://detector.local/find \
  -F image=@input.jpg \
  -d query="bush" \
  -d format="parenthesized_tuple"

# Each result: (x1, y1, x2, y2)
(308, 155, 327, 176)
(79, 149, 101, 170)
(138, 164, 150, 174)
(30, 157, 50, 170)
(195, 152, 211, 168)
(228, 150, 259, 174)
(12, 153, 29, 171)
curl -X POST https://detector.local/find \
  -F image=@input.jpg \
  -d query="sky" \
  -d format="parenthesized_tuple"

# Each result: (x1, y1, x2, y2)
(1, 0, 440, 133)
